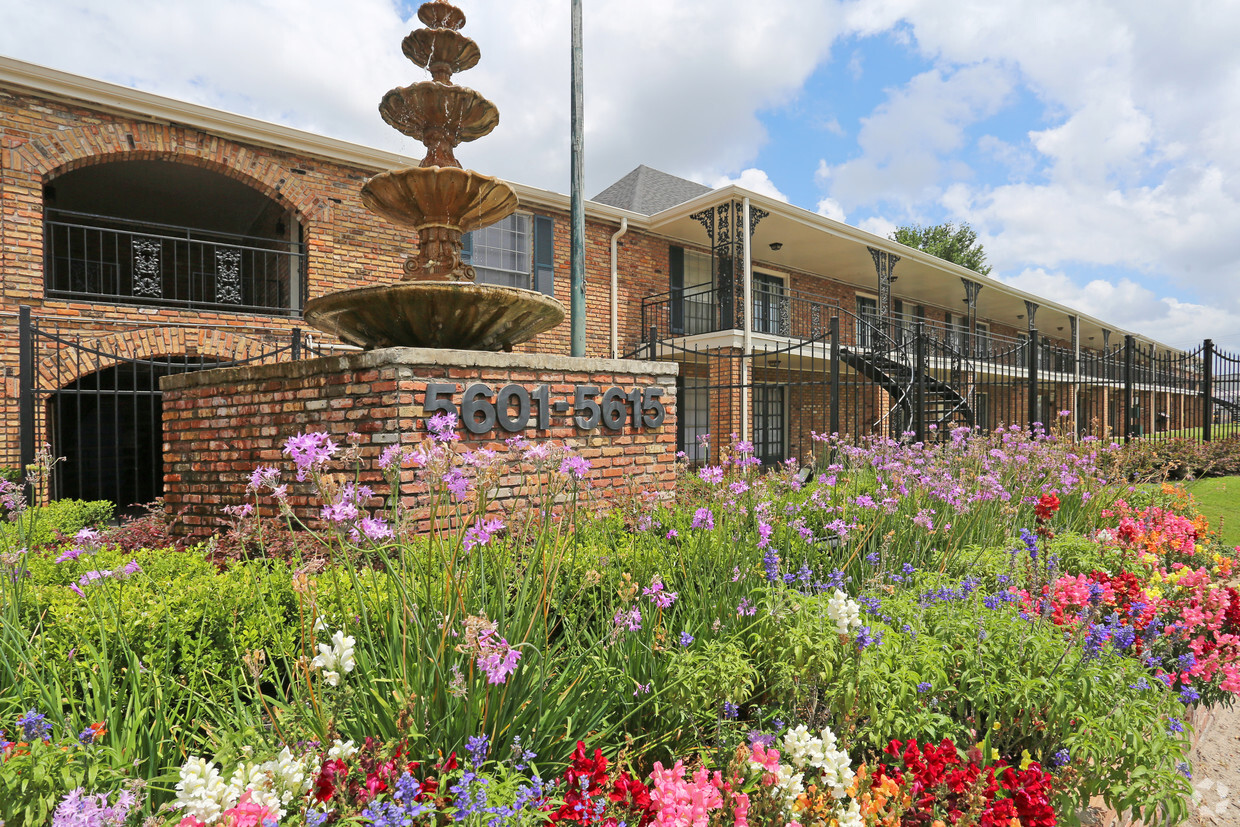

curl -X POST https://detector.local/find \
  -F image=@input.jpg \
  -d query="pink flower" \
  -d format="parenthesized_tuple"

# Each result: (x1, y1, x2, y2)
(463, 517, 505, 551)
(476, 630, 521, 684)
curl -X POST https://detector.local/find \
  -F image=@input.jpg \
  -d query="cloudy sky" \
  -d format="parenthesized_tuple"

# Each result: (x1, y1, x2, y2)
(4, 0, 1239, 349)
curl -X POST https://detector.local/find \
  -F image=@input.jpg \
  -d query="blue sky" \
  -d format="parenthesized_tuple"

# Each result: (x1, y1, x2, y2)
(3, 0, 1240, 348)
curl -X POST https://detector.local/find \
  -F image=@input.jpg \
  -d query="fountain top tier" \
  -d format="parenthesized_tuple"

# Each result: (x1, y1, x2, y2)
(302, 0, 565, 351)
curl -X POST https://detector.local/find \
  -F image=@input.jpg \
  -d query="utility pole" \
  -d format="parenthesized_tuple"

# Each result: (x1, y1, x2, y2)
(569, 0, 586, 356)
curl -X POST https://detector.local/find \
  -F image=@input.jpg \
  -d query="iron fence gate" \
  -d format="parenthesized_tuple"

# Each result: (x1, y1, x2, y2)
(15, 306, 333, 515)
(631, 298, 1239, 466)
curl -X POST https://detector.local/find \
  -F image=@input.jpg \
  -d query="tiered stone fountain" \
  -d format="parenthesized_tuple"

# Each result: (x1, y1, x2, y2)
(160, 0, 678, 540)
(303, 0, 565, 351)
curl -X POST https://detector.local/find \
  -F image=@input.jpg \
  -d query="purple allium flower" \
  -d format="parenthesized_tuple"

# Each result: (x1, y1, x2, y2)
(223, 502, 255, 519)
(283, 431, 338, 481)
(698, 466, 724, 485)
(679, 631, 694, 647)
(476, 631, 521, 685)
(248, 465, 280, 492)
(377, 444, 405, 470)
(52, 787, 138, 827)
(613, 605, 642, 631)
(666, 528, 679, 539)
(463, 517, 505, 551)
(443, 469, 471, 502)
(17, 709, 51, 741)
(426, 411, 461, 440)
(643, 578, 678, 609)
(633, 682, 652, 696)
(691, 507, 715, 530)
(360, 515, 394, 541)
(559, 454, 591, 480)
(736, 598, 756, 617)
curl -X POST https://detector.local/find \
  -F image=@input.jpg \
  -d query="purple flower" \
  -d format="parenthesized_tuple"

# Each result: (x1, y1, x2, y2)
(17, 709, 51, 741)
(476, 631, 522, 684)
(1052, 749, 1070, 767)
(463, 517, 505, 551)
(360, 515, 394, 541)
(757, 520, 773, 549)
(559, 454, 591, 480)
(426, 411, 461, 441)
(52, 788, 138, 827)
(443, 469, 471, 502)
(916, 682, 932, 694)
(691, 507, 715, 530)
(466, 734, 490, 767)
(633, 682, 651, 696)
(248, 465, 280, 491)
(736, 598, 756, 617)
(1167, 717, 1184, 735)
(643, 578, 678, 609)
(282, 431, 337, 481)
(722, 701, 739, 719)
(762, 548, 780, 582)
(748, 731, 777, 749)
(378, 444, 405, 470)
(698, 465, 723, 485)
(614, 605, 642, 631)
(679, 631, 694, 647)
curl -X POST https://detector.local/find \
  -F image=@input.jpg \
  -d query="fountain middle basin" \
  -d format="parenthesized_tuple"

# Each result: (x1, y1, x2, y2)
(303, 281, 565, 351)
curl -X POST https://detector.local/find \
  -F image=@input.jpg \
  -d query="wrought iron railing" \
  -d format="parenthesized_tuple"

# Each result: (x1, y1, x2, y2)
(44, 209, 305, 315)
(638, 284, 1205, 393)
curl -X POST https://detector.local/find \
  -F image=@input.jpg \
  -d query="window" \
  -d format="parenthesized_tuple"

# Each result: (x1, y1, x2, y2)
(974, 322, 991, 358)
(462, 214, 555, 296)
(752, 385, 785, 466)
(753, 273, 787, 335)
(856, 295, 879, 348)
(671, 247, 714, 334)
(677, 378, 710, 463)
(974, 392, 989, 432)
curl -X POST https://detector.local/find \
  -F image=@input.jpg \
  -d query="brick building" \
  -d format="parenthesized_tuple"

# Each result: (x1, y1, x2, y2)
(0, 56, 1209, 512)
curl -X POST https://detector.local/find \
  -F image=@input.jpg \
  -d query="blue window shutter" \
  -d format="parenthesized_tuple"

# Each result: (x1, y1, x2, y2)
(669, 245, 685, 334)
(532, 215, 554, 296)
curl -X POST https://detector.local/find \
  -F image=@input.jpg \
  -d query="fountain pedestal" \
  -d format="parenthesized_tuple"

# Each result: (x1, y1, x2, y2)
(161, 348, 678, 540)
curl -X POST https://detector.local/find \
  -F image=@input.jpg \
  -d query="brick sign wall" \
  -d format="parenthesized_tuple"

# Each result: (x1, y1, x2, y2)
(161, 349, 678, 539)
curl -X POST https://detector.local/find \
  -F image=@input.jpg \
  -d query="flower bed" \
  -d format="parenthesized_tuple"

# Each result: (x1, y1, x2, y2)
(2, 422, 1236, 825)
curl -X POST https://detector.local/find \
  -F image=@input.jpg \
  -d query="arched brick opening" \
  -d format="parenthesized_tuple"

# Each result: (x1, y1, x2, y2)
(35, 327, 295, 515)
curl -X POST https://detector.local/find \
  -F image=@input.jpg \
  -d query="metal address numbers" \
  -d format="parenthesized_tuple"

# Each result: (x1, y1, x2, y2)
(424, 382, 666, 435)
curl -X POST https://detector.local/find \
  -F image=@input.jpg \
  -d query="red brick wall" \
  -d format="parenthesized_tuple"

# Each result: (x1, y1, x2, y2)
(161, 348, 678, 539)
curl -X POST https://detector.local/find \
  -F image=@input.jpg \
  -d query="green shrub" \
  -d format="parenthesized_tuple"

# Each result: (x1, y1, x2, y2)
(0, 498, 113, 550)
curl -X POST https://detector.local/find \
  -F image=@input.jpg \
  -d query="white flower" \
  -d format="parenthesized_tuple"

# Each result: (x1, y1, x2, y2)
(826, 589, 861, 635)
(175, 756, 233, 824)
(328, 739, 358, 760)
(774, 762, 805, 808)
(311, 629, 357, 685)
(838, 799, 864, 827)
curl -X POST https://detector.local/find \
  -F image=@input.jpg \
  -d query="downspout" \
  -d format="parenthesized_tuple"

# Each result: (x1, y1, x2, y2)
(609, 217, 628, 359)
(741, 197, 752, 443)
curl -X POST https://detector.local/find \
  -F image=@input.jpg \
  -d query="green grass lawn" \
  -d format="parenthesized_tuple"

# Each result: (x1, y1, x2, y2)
(1181, 476, 1240, 549)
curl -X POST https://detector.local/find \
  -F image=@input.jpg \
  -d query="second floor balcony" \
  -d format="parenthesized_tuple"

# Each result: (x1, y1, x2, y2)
(44, 209, 306, 315)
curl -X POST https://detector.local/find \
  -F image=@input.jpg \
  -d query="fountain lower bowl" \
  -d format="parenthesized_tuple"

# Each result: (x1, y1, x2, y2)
(303, 282, 565, 351)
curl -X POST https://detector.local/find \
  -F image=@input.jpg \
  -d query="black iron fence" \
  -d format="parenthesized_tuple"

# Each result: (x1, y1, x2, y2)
(14, 307, 354, 514)
(631, 300, 1238, 466)
(44, 209, 305, 315)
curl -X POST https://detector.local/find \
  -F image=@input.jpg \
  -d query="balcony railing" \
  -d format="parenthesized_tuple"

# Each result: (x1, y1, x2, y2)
(638, 284, 1204, 391)
(44, 210, 305, 315)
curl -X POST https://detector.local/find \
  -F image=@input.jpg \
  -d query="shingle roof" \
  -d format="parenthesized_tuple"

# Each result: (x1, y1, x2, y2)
(591, 165, 712, 215)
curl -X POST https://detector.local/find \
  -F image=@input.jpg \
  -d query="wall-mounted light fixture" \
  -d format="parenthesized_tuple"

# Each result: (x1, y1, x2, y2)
(769, 242, 783, 251)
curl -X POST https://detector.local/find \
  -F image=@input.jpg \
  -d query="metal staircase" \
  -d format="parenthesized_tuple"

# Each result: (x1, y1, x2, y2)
(839, 345, 973, 437)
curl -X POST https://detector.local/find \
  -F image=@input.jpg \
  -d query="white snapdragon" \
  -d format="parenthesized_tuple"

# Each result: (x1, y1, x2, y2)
(826, 589, 862, 635)
(780, 725, 855, 800)
(225, 747, 316, 818)
(175, 756, 233, 824)
(328, 739, 358, 760)
(311, 629, 357, 686)
(773, 762, 805, 808)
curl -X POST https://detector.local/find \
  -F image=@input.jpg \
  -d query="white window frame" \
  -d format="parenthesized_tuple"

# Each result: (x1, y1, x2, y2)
(466, 213, 531, 288)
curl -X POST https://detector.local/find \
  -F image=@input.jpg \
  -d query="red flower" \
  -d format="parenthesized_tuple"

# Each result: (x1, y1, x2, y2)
(312, 758, 348, 803)
(1035, 493, 1061, 521)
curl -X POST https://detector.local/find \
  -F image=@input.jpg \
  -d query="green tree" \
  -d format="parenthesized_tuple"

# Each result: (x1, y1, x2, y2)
(890, 222, 992, 276)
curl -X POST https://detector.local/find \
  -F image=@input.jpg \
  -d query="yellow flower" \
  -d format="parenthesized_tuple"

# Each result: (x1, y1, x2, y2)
(1019, 749, 1033, 770)
(993, 721, 1002, 731)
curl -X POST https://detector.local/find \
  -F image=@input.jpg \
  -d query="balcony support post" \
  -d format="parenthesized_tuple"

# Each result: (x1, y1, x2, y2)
(961, 278, 981, 359)
(867, 247, 900, 343)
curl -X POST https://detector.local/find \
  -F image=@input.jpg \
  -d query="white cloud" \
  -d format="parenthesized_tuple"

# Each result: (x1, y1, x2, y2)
(815, 197, 846, 222)
(1000, 268, 1240, 350)
(711, 168, 789, 202)
(0, 0, 846, 196)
